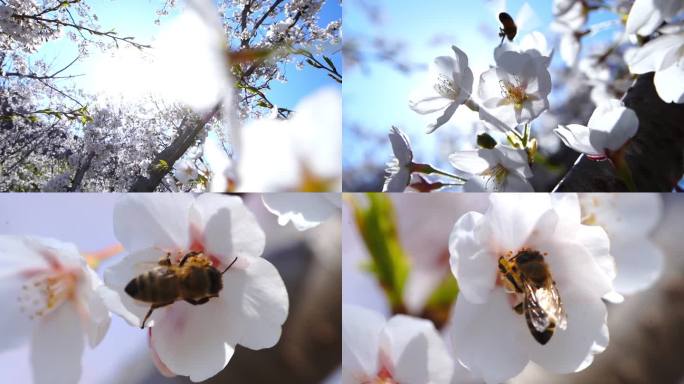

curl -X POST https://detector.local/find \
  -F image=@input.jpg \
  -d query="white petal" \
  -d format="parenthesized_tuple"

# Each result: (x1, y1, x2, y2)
(409, 91, 454, 114)
(113, 194, 193, 251)
(383, 167, 411, 192)
(151, 299, 238, 382)
(449, 150, 491, 175)
(81, 268, 111, 348)
(449, 212, 496, 304)
(192, 194, 265, 264)
(496, 146, 532, 178)
(0, 274, 34, 351)
(485, 194, 554, 252)
(625, 0, 665, 36)
(654, 59, 684, 103)
(388, 126, 413, 165)
(426, 102, 459, 134)
(575, 225, 616, 282)
(342, 305, 384, 380)
(31, 302, 84, 384)
(503, 173, 535, 192)
(262, 193, 339, 231)
(611, 239, 664, 294)
(450, 291, 529, 384)
(587, 102, 638, 151)
(554, 124, 605, 156)
(221, 256, 288, 350)
(384, 315, 453, 384)
(627, 33, 683, 74)
(526, 290, 607, 373)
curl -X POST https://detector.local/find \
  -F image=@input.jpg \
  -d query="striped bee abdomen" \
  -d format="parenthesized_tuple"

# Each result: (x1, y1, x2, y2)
(125, 267, 180, 303)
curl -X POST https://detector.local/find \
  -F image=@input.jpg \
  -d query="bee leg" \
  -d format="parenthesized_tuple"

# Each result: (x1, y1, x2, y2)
(140, 301, 174, 329)
(159, 253, 172, 267)
(221, 257, 238, 274)
(513, 302, 523, 314)
(185, 297, 210, 305)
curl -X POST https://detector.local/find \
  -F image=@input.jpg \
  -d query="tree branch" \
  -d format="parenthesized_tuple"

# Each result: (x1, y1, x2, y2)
(554, 73, 684, 191)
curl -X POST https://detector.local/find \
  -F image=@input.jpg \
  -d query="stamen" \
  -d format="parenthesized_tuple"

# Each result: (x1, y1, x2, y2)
(17, 271, 78, 320)
(481, 164, 508, 191)
(434, 74, 460, 99)
(499, 76, 528, 110)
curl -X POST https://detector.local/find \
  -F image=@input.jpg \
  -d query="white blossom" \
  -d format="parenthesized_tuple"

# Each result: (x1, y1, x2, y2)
(449, 146, 533, 192)
(342, 305, 454, 384)
(478, 51, 551, 129)
(383, 126, 414, 192)
(0, 236, 111, 384)
(262, 193, 341, 231)
(625, 0, 684, 36)
(409, 46, 474, 133)
(448, 194, 613, 383)
(100, 194, 288, 382)
(554, 99, 638, 158)
(626, 31, 684, 103)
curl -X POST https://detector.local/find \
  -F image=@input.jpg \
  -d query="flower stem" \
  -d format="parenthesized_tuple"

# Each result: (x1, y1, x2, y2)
(411, 162, 466, 183)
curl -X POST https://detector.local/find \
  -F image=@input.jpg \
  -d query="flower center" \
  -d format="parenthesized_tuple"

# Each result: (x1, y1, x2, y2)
(372, 367, 397, 384)
(434, 74, 460, 99)
(18, 270, 78, 320)
(481, 164, 508, 191)
(499, 77, 528, 110)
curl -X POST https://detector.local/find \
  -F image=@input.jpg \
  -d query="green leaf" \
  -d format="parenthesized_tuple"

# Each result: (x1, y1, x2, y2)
(306, 58, 322, 68)
(421, 275, 459, 329)
(350, 194, 410, 313)
(323, 56, 337, 72)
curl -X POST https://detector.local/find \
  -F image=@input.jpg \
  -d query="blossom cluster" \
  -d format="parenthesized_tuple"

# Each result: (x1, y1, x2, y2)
(382, 0, 684, 192)
(343, 193, 665, 384)
(0, 194, 304, 383)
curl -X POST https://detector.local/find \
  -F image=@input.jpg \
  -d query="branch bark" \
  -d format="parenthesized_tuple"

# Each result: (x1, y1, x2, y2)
(128, 105, 220, 192)
(554, 73, 684, 191)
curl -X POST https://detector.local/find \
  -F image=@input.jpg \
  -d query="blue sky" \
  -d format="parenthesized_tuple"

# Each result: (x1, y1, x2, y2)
(343, 0, 622, 183)
(34, 0, 341, 111)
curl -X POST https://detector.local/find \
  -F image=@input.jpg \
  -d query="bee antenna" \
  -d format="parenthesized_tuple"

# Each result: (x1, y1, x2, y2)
(222, 257, 238, 274)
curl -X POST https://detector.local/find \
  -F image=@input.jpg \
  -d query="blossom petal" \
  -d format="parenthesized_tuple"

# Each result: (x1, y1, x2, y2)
(221, 256, 288, 350)
(525, 290, 607, 373)
(81, 268, 111, 348)
(587, 101, 638, 151)
(384, 315, 453, 384)
(30, 302, 84, 384)
(653, 60, 684, 103)
(113, 194, 193, 251)
(388, 126, 413, 165)
(0, 274, 34, 351)
(611, 239, 664, 294)
(426, 101, 459, 134)
(342, 305, 384, 381)
(627, 33, 683, 74)
(151, 299, 238, 382)
(485, 194, 553, 252)
(450, 290, 529, 384)
(383, 167, 411, 192)
(192, 194, 265, 264)
(554, 124, 605, 156)
(262, 193, 340, 231)
(449, 212, 496, 303)
(449, 150, 491, 175)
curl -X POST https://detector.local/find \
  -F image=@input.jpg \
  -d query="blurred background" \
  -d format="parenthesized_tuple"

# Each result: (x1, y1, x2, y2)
(342, 0, 642, 191)
(342, 193, 684, 383)
(0, 193, 341, 383)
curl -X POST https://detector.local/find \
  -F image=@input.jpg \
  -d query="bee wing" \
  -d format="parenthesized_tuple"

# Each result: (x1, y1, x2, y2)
(130, 260, 165, 276)
(522, 281, 566, 332)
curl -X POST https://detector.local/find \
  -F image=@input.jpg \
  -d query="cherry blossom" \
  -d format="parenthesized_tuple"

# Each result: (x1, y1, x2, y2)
(625, 0, 684, 36)
(0, 235, 111, 384)
(262, 193, 341, 231)
(554, 99, 638, 158)
(173, 160, 199, 185)
(478, 50, 551, 129)
(383, 126, 414, 192)
(100, 194, 288, 382)
(238, 87, 341, 192)
(342, 305, 454, 384)
(448, 194, 613, 383)
(626, 31, 684, 103)
(579, 194, 664, 296)
(449, 146, 533, 192)
(409, 46, 474, 133)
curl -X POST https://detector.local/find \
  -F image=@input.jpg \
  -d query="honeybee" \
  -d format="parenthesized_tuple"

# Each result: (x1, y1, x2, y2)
(498, 12, 518, 44)
(125, 251, 238, 329)
(498, 249, 567, 345)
